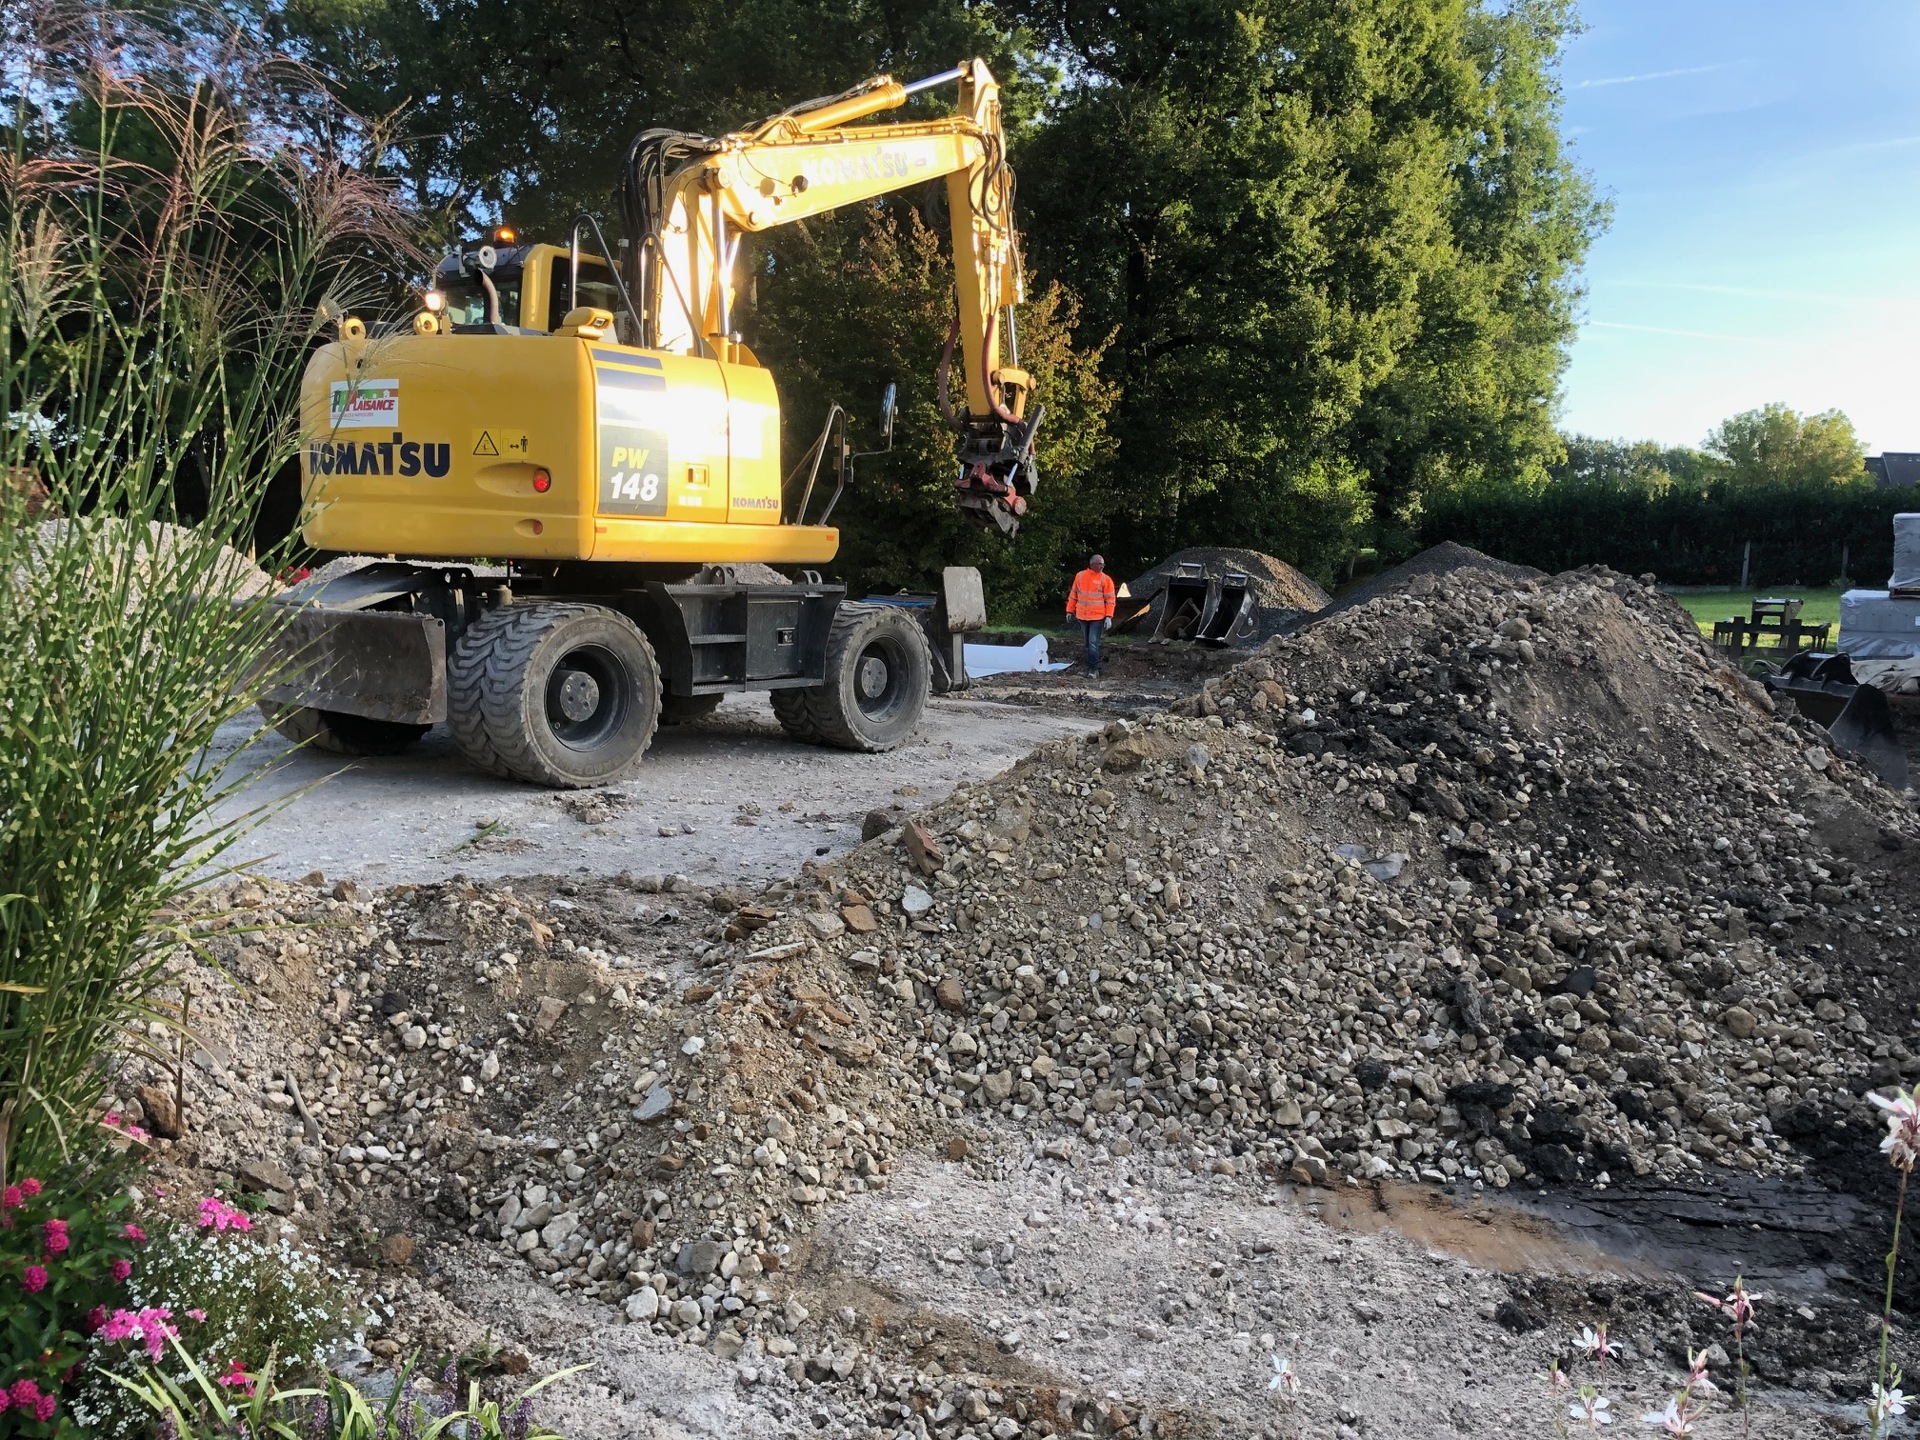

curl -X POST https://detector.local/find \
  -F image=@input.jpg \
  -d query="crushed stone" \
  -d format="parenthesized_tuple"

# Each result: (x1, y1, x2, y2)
(112, 561, 1920, 1437)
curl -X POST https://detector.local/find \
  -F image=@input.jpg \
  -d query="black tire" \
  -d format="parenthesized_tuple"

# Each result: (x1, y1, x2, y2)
(660, 693, 724, 726)
(769, 687, 821, 743)
(447, 602, 661, 787)
(775, 603, 929, 752)
(260, 701, 430, 756)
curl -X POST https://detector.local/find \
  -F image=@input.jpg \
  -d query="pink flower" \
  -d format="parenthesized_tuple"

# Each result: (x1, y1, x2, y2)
(186, 1308, 206, 1322)
(218, 1359, 256, 1396)
(197, 1196, 252, 1232)
(7, 1379, 40, 1409)
(18, 1178, 40, 1198)
(32, 1395, 54, 1422)
(85, 1305, 107, 1334)
(1697, 1277, 1762, 1333)
(21, 1264, 47, 1292)
(123, 1223, 146, 1245)
(110, 1258, 132, 1283)
(99, 1306, 177, 1361)
(0, 1186, 20, 1211)
(42, 1218, 68, 1256)
(0, 1388, 8, 1412)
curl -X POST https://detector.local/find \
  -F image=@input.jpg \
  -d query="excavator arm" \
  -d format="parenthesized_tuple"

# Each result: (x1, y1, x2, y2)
(619, 60, 1037, 534)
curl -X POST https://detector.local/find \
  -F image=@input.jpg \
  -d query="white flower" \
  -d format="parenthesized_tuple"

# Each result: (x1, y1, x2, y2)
(1570, 1390, 1613, 1427)
(1642, 1397, 1696, 1435)
(1266, 1354, 1298, 1396)
(1580, 1325, 1622, 1361)
(1868, 1382, 1909, 1426)
(1870, 1087, 1920, 1172)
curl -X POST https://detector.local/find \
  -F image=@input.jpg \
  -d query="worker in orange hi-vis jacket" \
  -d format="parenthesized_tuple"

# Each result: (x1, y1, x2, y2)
(1065, 554, 1118, 678)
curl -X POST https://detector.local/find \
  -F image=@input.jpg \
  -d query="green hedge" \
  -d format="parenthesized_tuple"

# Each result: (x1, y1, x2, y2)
(1419, 485, 1915, 587)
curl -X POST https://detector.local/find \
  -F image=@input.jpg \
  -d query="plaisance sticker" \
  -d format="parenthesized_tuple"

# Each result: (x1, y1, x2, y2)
(329, 378, 400, 430)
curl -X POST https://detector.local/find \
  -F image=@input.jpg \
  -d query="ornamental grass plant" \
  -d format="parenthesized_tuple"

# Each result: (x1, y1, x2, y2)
(0, 0, 412, 1184)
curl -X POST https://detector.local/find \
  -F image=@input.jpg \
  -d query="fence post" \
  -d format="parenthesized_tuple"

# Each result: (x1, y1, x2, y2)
(1840, 543, 1850, 587)
(1740, 539, 1751, 589)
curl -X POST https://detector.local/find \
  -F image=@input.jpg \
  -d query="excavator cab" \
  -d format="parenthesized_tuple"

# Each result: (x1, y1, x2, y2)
(432, 230, 624, 334)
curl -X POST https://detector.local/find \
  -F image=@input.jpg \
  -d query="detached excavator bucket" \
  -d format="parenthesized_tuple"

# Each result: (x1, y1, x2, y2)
(1763, 651, 1909, 789)
(1194, 569, 1256, 647)
(1151, 563, 1212, 643)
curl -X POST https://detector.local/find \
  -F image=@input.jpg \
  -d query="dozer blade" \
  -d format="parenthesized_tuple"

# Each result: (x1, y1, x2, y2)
(1763, 651, 1909, 790)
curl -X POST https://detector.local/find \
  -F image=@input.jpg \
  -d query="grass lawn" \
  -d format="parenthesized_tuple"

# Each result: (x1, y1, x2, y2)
(1669, 587, 1845, 636)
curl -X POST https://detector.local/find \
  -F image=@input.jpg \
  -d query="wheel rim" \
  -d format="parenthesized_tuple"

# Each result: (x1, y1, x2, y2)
(544, 643, 630, 749)
(853, 635, 911, 722)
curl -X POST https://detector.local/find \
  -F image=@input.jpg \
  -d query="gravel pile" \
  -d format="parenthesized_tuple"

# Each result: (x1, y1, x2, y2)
(1308, 541, 1541, 628)
(20, 517, 277, 601)
(110, 561, 1920, 1433)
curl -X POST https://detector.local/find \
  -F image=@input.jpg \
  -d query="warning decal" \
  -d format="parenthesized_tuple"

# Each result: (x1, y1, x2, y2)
(471, 428, 531, 459)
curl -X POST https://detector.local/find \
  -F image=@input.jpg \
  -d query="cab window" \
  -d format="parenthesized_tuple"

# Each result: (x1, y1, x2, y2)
(443, 275, 523, 328)
(546, 257, 622, 331)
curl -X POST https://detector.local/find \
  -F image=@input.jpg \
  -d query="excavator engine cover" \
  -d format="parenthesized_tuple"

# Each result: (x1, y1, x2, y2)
(300, 338, 838, 569)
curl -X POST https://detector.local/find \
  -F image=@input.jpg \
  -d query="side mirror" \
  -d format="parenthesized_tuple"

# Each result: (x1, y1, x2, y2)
(880, 382, 898, 446)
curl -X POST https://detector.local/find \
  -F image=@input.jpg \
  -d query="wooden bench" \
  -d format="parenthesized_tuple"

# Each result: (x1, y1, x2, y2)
(1711, 597, 1831, 657)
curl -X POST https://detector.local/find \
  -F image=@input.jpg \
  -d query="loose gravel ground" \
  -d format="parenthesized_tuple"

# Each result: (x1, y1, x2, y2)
(120, 562, 1920, 1439)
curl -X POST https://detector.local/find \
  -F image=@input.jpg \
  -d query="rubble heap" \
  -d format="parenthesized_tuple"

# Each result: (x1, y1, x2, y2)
(114, 565, 1920, 1377)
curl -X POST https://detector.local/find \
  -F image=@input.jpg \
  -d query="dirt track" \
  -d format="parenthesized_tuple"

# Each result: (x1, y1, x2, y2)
(207, 692, 1104, 888)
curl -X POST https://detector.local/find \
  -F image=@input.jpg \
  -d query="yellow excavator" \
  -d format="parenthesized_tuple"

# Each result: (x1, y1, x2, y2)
(266, 61, 1036, 786)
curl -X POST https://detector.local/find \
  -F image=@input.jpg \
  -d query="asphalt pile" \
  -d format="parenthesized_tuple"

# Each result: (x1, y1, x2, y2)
(111, 562, 1920, 1430)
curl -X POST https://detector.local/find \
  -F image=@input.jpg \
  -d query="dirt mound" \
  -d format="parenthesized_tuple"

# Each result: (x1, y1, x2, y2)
(1310, 541, 1541, 627)
(115, 560, 1920, 1431)
(1126, 546, 1329, 640)
(23, 517, 277, 601)
(817, 563, 1919, 1210)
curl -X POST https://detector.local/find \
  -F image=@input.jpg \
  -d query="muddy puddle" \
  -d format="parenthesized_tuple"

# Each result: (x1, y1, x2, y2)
(1296, 1173, 1881, 1301)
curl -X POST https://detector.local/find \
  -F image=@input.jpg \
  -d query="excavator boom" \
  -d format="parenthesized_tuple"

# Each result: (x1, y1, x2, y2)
(625, 59, 1035, 531)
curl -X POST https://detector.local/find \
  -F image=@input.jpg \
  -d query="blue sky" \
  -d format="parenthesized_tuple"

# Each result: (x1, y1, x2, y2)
(1556, 1, 1920, 452)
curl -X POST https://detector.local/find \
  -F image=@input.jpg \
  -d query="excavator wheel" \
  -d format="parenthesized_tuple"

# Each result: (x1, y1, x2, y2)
(447, 602, 661, 787)
(660, 693, 725, 726)
(260, 701, 431, 757)
(772, 603, 930, 752)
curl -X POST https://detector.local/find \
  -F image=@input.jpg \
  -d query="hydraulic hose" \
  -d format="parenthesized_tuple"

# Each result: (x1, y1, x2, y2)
(980, 311, 1020, 425)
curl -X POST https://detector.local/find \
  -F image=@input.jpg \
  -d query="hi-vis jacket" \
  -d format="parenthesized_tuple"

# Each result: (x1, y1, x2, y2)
(1066, 568, 1117, 621)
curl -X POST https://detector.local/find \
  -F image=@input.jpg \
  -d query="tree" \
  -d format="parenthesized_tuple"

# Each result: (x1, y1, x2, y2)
(267, 0, 1041, 243)
(1013, 0, 1605, 580)
(262, 0, 1603, 588)
(1551, 436, 1712, 496)
(1703, 403, 1867, 490)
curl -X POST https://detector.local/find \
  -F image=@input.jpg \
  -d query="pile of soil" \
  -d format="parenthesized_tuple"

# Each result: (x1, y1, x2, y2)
(23, 517, 277, 601)
(1309, 540, 1541, 628)
(1126, 546, 1330, 641)
(112, 560, 1920, 1437)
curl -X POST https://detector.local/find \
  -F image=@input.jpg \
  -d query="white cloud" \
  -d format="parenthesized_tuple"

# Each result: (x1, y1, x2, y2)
(1575, 61, 1742, 90)
(1584, 320, 1792, 347)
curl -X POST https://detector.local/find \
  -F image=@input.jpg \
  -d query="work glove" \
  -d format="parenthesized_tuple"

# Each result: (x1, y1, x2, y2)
(1102, 618, 1113, 632)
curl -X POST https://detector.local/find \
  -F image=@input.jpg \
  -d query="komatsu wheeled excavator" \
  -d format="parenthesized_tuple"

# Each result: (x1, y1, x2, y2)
(264, 61, 1036, 786)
